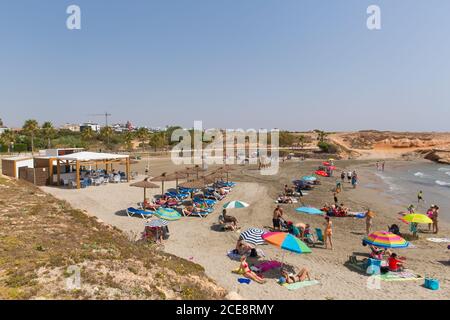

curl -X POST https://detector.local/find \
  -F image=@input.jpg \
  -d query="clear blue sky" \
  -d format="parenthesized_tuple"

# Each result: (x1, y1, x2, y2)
(1, 0, 449, 131)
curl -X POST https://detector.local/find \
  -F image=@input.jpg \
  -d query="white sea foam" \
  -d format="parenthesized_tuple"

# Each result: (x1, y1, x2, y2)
(438, 167, 450, 172)
(446, 172, 450, 176)
(414, 172, 425, 177)
(435, 180, 450, 187)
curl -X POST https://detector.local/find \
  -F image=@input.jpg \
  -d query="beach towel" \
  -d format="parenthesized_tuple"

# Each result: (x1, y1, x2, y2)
(227, 250, 242, 261)
(426, 238, 450, 243)
(373, 270, 423, 282)
(281, 280, 319, 290)
(238, 278, 251, 284)
(251, 261, 282, 273)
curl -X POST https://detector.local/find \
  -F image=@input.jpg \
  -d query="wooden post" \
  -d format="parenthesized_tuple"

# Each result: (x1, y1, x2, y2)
(76, 160, 81, 189)
(126, 157, 130, 182)
(48, 158, 54, 185)
(57, 159, 61, 186)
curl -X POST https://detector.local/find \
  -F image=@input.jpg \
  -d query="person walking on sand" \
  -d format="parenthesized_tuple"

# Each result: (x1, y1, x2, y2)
(333, 192, 339, 205)
(417, 190, 424, 204)
(432, 206, 439, 234)
(341, 171, 345, 183)
(324, 216, 333, 250)
(365, 209, 375, 235)
(273, 205, 284, 231)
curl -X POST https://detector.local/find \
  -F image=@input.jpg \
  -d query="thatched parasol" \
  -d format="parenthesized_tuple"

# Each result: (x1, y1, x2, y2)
(151, 172, 176, 195)
(180, 165, 207, 179)
(130, 178, 159, 201)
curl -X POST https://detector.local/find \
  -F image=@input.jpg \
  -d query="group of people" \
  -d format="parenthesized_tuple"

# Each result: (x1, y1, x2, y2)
(340, 170, 358, 188)
(236, 255, 312, 285)
(375, 161, 386, 171)
(364, 242, 407, 273)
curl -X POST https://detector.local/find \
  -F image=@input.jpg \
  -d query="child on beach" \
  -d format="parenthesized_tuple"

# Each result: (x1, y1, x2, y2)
(417, 190, 424, 204)
(432, 206, 439, 234)
(365, 209, 375, 235)
(388, 253, 406, 272)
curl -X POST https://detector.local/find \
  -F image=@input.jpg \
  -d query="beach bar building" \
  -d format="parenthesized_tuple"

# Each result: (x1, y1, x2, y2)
(51, 151, 131, 189)
(1, 156, 35, 179)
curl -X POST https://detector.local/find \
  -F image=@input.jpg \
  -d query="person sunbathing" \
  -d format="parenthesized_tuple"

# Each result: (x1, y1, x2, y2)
(238, 256, 266, 284)
(143, 198, 160, 211)
(281, 268, 311, 283)
(183, 204, 207, 216)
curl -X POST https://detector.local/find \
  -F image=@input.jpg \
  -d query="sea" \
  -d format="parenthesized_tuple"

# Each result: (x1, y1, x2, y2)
(372, 162, 450, 223)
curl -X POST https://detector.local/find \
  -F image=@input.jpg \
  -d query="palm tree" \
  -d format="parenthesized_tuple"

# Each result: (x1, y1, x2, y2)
(22, 119, 39, 153)
(0, 129, 16, 153)
(149, 132, 166, 152)
(123, 131, 134, 151)
(135, 127, 149, 152)
(81, 127, 95, 141)
(41, 121, 55, 148)
(100, 126, 114, 146)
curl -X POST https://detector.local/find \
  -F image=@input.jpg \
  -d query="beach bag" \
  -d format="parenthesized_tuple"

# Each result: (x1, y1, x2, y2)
(424, 278, 439, 290)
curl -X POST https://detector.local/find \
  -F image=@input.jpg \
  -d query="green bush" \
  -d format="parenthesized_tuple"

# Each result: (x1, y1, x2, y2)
(317, 141, 338, 154)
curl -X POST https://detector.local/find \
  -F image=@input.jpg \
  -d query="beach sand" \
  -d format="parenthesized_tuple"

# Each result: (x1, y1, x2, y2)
(41, 158, 450, 300)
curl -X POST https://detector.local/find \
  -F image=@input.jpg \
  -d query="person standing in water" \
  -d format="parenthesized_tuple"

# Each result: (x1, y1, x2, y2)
(417, 190, 424, 204)
(381, 161, 385, 171)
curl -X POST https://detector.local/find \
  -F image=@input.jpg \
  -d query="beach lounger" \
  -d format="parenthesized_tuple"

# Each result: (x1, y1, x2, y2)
(126, 207, 153, 220)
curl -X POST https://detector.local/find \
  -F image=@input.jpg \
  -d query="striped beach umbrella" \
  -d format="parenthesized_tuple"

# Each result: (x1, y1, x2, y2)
(223, 201, 249, 209)
(402, 213, 432, 224)
(154, 208, 182, 221)
(239, 228, 267, 246)
(145, 219, 169, 228)
(262, 232, 312, 254)
(295, 207, 324, 215)
(363, 231, 409, 249)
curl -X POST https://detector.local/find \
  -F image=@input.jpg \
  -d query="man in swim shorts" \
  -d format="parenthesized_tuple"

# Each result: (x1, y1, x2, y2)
(273, 205, 283, 231)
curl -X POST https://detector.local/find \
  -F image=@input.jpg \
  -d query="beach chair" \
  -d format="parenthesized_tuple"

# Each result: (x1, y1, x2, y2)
(126, 207, 153, 220)
(315, 228, 324, 243)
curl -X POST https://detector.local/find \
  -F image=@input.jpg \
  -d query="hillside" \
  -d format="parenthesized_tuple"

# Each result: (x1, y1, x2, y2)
(0, 176, 226, 300)
(328, 131, 450, 163)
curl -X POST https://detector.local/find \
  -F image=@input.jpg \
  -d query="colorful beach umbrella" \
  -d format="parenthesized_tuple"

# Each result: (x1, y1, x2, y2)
(154, 208, 182, 221)
(145, 219, 169, 228)
(402, 213, 432, 224)
(301, 176, 317, 182)
(239, 228, 267, 246)
(363, 231, 409, 249)
(295, 207, 324, 215)
(262, 232, 312, 254)
(223, 201, 249, 209)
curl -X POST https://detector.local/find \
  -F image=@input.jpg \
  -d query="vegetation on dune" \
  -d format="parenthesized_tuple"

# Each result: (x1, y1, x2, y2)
(0, 177, 226, 300)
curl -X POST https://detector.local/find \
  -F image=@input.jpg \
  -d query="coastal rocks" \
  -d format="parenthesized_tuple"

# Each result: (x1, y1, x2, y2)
(423, 149, 450, 165)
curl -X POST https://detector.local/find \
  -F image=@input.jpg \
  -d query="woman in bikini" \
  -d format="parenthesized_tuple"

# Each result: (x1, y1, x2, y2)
(238, 256, 266, 284)
(324, 216, 333, 250)
(281, 268, 311, 283)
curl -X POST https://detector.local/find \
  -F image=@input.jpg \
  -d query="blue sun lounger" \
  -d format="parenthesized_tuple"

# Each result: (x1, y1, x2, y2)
(126, 207, 153, 220)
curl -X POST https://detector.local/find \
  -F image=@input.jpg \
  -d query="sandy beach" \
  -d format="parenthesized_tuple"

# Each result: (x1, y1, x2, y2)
(41, 157, 450, 300)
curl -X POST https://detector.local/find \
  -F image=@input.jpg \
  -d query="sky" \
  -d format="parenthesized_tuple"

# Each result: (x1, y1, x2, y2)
(1, 0, 449, 131)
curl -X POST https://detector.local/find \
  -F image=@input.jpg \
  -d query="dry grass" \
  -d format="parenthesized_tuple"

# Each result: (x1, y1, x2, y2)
(0, 176, 226, 300)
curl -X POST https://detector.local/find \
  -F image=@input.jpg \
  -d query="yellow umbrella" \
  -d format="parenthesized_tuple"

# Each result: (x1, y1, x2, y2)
(403, 213, 432, 224)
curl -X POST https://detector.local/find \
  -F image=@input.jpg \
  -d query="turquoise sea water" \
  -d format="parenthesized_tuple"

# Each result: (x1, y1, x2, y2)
(372, 162, 450, 223)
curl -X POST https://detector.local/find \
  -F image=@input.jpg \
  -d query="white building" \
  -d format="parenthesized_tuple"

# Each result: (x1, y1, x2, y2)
(0, 127, 9, 134)
(80, 122, 101, 132)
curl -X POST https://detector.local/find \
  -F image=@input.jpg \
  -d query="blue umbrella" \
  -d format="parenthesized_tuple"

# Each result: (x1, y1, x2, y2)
(295, 207, 325, 215)
(302, 176, 317, 182)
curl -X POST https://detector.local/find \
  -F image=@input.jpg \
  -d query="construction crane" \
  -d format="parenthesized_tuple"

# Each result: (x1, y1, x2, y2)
(88, 112, 112, 127)
(87, 112, 112, 146)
